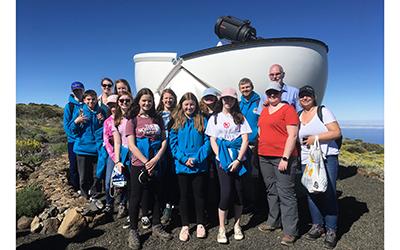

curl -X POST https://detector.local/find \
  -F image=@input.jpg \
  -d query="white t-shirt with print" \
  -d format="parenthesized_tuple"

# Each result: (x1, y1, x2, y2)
(298, 106, 340, 164)
(205, 112, 252, 160)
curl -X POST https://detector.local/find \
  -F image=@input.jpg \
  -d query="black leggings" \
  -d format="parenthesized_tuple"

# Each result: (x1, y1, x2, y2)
(216, 163, 244, 210)
(177, 173, 206, 226)
(129, 166, 161, 230)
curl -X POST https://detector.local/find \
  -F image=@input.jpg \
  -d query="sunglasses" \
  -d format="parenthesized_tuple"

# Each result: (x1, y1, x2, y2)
(119, 98, 131, 104)
(102, 84, 113, 88)
(266, 90, 280, 97)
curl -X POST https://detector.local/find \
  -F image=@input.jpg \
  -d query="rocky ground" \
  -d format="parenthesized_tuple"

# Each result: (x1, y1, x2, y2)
(16, 155, 384, 250)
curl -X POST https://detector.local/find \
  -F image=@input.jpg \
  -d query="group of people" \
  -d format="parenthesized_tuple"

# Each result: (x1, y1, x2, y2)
(63, 63, 342, 249)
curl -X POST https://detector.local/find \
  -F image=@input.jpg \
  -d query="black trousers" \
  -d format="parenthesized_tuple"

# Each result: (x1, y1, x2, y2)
(76, 154, 97, 198)
(216, 163, 244, 210)
(129, 166, 161, 230)
(177, 173, 206, 226)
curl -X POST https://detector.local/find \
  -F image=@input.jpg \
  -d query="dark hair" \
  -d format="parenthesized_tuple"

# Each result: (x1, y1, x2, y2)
(114, 91, 134, 127)
(213, 97, 244, 125)
(238, 77, 254, 88)
(171, 92, 204, 132)
(83, 89, 97, 99)
(156, 88, 177, 112)
(101, 77, 114, 86)
(132, 88, 162, 124)
(114, 79, 132, 94)
(106, 102, 117, 117)
(199, 96, 218, 118)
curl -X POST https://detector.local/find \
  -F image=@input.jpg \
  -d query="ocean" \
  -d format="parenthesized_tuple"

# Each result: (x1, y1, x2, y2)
(341, 128, 384, 145)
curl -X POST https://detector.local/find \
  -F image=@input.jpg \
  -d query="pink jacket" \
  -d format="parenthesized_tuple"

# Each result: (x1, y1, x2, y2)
(103, 115, 116, 162)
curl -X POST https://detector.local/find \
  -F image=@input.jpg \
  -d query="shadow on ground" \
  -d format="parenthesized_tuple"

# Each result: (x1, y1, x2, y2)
(17, 229, 106, 250)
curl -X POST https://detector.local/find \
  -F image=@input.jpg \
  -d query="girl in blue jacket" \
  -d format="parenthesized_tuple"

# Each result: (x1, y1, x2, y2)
(69, 89, 106, 199)
(169, 92, 211, 242)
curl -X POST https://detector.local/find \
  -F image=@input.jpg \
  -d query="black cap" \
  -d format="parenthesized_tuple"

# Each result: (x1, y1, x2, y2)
(299, 85, 315, 98)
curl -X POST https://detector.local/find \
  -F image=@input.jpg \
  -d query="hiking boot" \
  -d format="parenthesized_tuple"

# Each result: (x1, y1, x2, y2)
(122, 216, 131, 229)
(258, 223, 281, 232)
(280, 234, 296, 246)
(196, 224, 206, 239)
(179, 226, 190, 242)
(234, 224, 244, 241)
(160, 206, 172, 225)
(305, 224, 325, 241)
(141, 216, 151, 229)
(324, 229, 337, 249)
(128, 229, 141, 250)
(217, 227, 228, 244)
(117, 204, 128, 219)
(152, 224, 172, 241)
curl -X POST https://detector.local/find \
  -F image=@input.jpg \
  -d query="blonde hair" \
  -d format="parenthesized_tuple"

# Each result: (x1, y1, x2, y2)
(171, 92, 204, 132)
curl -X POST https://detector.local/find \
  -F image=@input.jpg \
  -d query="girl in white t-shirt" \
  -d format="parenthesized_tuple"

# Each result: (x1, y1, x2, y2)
(298, 85, 342, 249)
(205, 88, 252, 244)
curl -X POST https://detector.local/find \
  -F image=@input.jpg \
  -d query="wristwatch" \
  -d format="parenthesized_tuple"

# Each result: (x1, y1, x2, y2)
(281, 157, 288, 162)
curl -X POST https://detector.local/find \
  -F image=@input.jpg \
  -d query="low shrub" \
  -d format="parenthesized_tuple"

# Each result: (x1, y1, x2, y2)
(16, 185, 46, 219)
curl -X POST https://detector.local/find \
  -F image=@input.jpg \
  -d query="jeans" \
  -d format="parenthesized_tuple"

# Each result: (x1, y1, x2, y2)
(302, 155, 339, 231)
(67, 142, 79, 190)
(105, 157, 128, 206)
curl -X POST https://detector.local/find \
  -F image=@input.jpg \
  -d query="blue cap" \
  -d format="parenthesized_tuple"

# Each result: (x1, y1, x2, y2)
(202, 87, 221, 98)
(71, 81, 85, 91)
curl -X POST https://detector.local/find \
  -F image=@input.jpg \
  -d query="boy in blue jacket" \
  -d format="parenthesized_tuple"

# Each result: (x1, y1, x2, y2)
(63, 81, 85, 192)
(68, 89, 106, 199)
(238, 78, 261, 213)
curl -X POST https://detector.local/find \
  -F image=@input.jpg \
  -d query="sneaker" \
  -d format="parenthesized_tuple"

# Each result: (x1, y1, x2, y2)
(89, 197, 104, 210)
(152, 224, 172, 241)
(305, 224, 325, 241)
(179, 226, 190, 242)
(234, 224, 244, 241)
(217, 227, 228, 244)
(128, 229, 141, 250)
(161, 206, 172, 225)
(324, 229, 337, 249)
(104, 204, 113, 214)
(141, 216, 151, 229)
(196, 224, 206, 239)
(117, 204, 128, 219)
(122, 216, 131, 229)
(258, 223, 281, 232)
(280, 234, 296, 246)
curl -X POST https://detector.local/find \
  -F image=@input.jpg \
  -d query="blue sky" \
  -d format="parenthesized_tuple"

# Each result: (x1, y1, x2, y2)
(16, 0, 384, 122)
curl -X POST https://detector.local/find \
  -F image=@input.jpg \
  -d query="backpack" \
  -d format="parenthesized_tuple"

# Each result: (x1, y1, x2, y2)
(298, 105, 343, 149)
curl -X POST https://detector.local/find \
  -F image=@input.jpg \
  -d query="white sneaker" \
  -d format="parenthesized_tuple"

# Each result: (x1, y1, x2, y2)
(217, 227, 228, 244)
(234, 225, 244, 240)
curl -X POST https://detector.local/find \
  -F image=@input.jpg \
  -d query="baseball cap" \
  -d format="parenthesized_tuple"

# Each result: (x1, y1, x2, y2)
(106, 94, 118, 104)
(71, 81, 85, 91)
(299, 85, 315, 98)
(220, 87, 238, 99)
(202, 87, 221, 98)
(265, 82, 282, 93)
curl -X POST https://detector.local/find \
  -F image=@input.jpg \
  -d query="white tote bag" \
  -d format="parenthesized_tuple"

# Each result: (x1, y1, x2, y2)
(301, 136, 328, 193)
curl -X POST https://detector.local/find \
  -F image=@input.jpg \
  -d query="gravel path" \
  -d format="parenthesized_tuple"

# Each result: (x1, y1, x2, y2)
(17, 167, 384, 250)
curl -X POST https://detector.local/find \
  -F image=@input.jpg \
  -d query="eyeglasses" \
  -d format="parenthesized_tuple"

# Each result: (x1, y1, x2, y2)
(102, 84, 113, 88)
(119, 98, 131, 104)
(269, 72, 282, 77)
